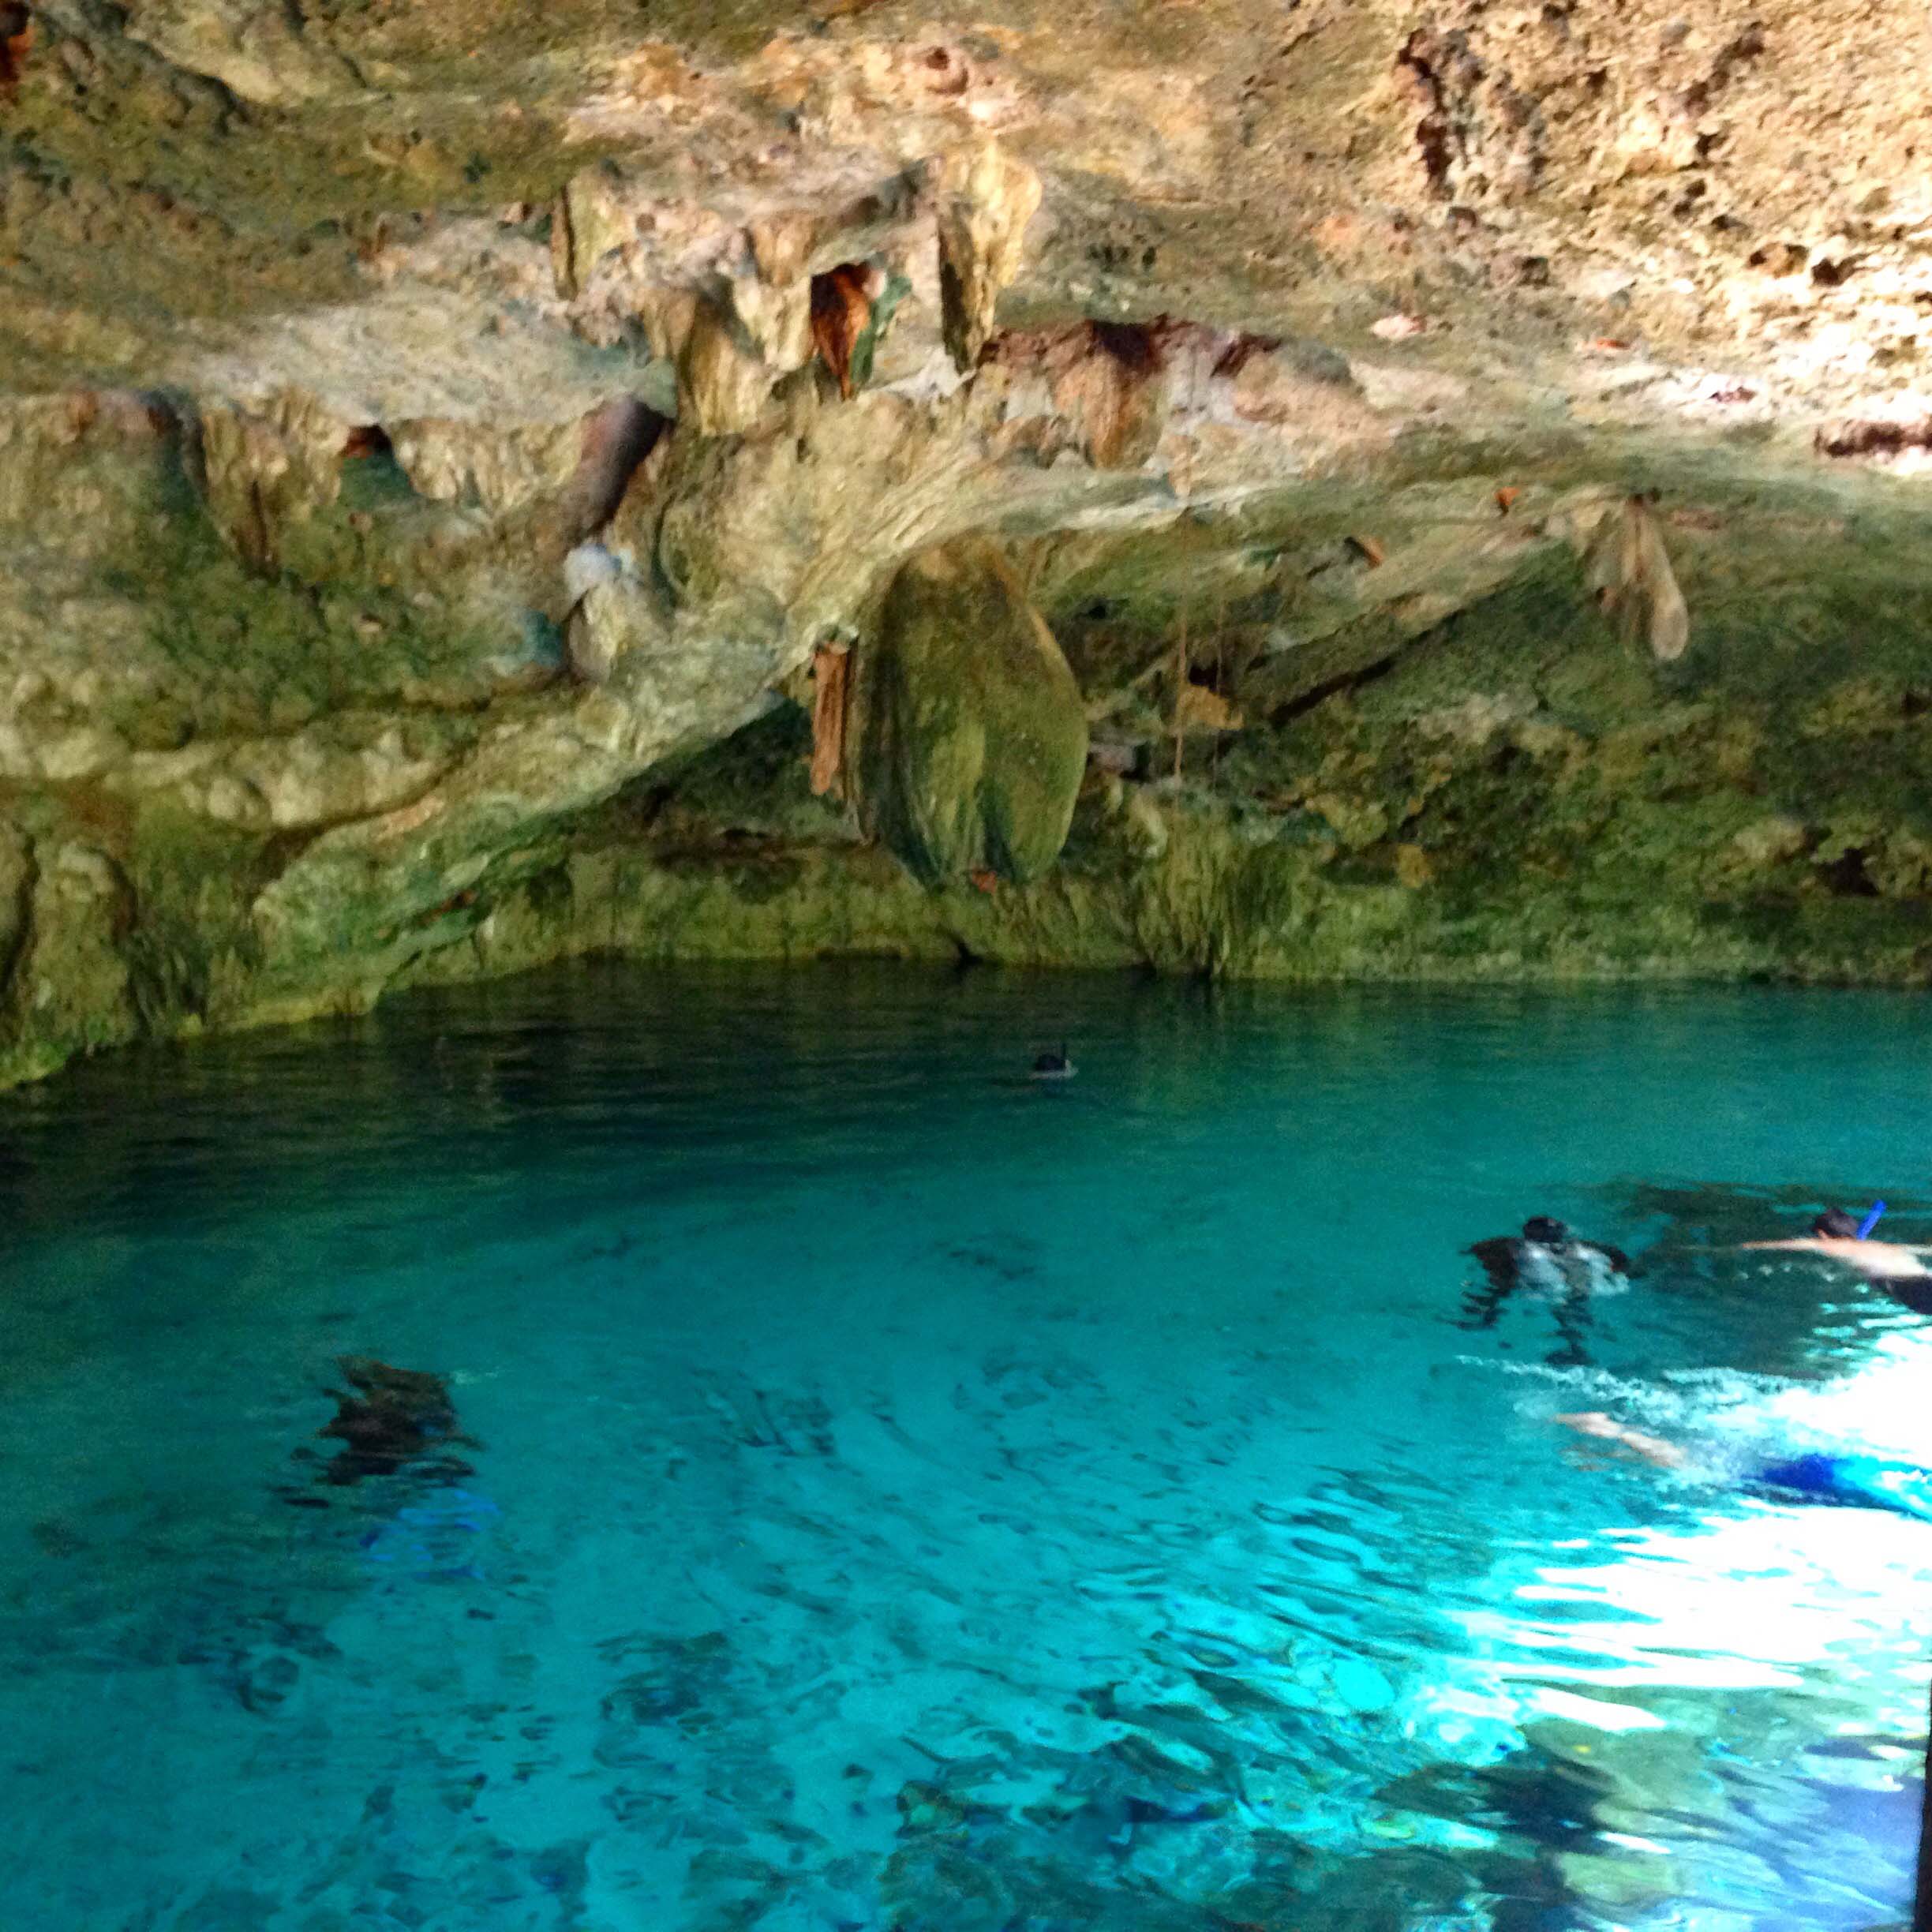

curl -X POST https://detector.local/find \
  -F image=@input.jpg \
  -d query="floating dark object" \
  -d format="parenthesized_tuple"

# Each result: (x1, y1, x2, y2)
(1030, 1043, 1076, 1080)
(315, 1356, 474, 1486)
(1466, 1217, 1638, 1295)
(1462, 1219, 1638, 1368)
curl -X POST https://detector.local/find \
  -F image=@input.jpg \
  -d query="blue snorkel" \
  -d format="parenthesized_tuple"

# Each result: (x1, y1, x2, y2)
(1856, 1200, 1887, 1240)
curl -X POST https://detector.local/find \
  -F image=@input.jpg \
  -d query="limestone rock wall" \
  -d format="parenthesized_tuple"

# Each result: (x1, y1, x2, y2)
(0, 0, 1929, 1083)
(418, 511, 1932, 994)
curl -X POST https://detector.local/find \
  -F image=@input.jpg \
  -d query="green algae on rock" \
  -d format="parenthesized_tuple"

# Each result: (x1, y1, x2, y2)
(2, 0, 1931, 1084)
(855, 542, 1088, 887)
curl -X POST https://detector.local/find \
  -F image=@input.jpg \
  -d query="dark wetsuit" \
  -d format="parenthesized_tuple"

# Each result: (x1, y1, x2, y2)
(1885, 1275, 1932, 1318)
(1463, 1235, 1636, 1368)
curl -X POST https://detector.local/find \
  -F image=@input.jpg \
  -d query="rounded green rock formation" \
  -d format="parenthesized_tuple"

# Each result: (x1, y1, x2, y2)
(856, 542, 1089, 888)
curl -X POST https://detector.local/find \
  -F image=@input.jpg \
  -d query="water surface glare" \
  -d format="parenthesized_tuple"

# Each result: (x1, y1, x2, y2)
(2, 963, 1928, 1930)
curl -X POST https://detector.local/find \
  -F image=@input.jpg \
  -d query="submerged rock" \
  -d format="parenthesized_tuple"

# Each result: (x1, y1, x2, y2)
(316, 1357, 474, 1486)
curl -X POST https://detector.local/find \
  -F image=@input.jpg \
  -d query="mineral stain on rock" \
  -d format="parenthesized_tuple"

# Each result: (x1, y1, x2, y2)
(809, 263, 876, 402)
(0, 4, 29, 98)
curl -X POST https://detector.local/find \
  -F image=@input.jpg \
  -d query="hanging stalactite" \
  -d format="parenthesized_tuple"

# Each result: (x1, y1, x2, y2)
(809, 640, 852, 799)
(1582, 494, 1690, 664)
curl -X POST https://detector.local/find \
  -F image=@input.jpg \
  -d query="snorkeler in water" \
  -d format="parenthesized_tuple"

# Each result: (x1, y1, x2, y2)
(1552, 1410, 1932, 1522)
(1029, 1043, 1076, 1081)
(1737, 1206, 1932, 1312)
(1462, 1219, 1638, 1367)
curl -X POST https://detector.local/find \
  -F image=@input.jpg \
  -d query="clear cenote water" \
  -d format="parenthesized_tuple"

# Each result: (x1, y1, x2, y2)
(2, 961, 1928, 1932)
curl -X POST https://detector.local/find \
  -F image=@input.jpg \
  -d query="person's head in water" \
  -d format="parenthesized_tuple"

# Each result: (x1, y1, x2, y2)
(1522, 1216, 1571, 1245)
(1813, 1208, 1862, 1240)
(1030, 1042, 1073, 1077)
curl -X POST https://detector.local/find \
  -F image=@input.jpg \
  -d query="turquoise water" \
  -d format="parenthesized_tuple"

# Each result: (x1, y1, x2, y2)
(2, 963, 1928, 1931)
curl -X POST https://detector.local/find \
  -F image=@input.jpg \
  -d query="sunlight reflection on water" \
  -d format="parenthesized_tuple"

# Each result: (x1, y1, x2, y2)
(0, 963, 1925, 1930)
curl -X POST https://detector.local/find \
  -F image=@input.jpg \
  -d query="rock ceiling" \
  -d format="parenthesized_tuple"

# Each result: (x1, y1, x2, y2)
(1, 0, 1929, 1076)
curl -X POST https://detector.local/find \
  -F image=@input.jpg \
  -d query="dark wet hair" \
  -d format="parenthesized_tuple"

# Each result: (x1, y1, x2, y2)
(1522, 1216, 1571, 1244)
(1812, 1208, 1861, 1239)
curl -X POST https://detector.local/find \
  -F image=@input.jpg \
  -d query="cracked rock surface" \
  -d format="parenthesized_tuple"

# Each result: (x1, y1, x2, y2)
(2, 0, 1930, 1082)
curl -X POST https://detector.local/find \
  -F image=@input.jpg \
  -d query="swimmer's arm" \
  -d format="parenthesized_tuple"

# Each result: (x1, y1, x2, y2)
(1735, 1237, 1932, 1256)
(1552, 1413, 1691, 1469)
(1594, 1425, 1690, 1470)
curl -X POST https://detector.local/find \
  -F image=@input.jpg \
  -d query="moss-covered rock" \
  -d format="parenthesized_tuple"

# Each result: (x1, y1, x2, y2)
(855, 541, 1088, 886)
